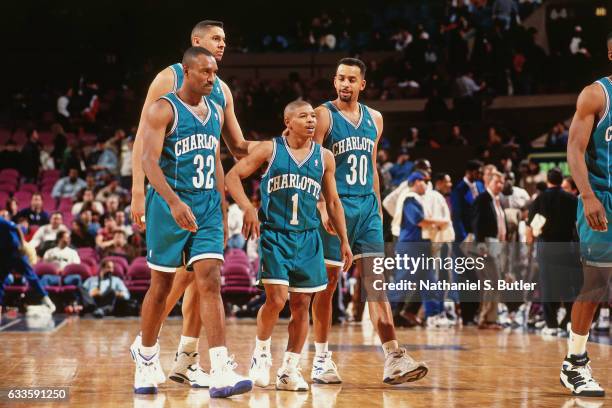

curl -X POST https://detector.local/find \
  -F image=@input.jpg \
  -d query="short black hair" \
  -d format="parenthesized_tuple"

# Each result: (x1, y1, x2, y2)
(564, 176, 577, 191)
(182, 46, 215, 67)
(432, 172, 449, 184)
(547, 167, 563, 186)
(337, 58, 366, 78)
(466, 159, 483, 172)
(56, 230, 68, 241)
(192, 20, 224, 38)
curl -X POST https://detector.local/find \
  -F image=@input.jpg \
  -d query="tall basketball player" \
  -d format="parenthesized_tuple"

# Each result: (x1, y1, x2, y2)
(130, 20, 255, 389)
(560, 33, 612, 398)
(310, 58, 428, 385)
(134, 47, 252, 398)
(226, 101, 352, 391)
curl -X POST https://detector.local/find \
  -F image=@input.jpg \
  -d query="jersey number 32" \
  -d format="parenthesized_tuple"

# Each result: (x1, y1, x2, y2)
(193, 154, 215, 188)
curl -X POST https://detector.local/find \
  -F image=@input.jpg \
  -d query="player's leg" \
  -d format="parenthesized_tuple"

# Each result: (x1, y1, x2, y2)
(276, 292, 312, 392)
(13, 253, 55, 312)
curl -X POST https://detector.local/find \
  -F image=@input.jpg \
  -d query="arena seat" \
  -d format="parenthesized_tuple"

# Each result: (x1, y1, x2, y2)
(20, 183, 39, 194)
(101, 256, 129, 278)
(34, 262, 62, 294)
(0, 168, 19, 179)
(14, 191, 32, 204)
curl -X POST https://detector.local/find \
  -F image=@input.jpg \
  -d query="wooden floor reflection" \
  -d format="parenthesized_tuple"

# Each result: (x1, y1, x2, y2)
(1, 316, 610, 407)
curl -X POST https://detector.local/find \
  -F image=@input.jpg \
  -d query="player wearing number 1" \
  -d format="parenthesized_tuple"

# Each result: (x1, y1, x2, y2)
(311, 58, 428, 385)
(134, 47, 252, 397)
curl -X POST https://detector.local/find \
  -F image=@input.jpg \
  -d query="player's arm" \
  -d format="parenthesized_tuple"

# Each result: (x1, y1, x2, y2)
(141, 100, 197, 232)
(322, 149, 353, 271)
(313, 105, 336, 234)
(131, 68, 175, 229)
(567, 84, 608, 231)
(369, 107, 384, 220)
(225, 141, 274, 239)
(219, 80, 259, 159)
(215, 111, 228, 247)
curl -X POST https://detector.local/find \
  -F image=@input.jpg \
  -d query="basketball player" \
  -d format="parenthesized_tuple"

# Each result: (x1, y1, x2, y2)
(560, 33, 612, 398)
(225, 101, 352, 391)
(310, 58, 428, 385)
(130, 20, 255, 389)
(133, 46, 252, 398)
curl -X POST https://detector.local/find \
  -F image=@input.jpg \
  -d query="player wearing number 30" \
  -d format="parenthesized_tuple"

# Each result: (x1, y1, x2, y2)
(226, 100, 352, 391)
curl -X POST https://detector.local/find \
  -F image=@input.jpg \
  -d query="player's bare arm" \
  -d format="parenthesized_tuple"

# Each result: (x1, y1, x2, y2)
(131, 67, 175, 229)
(313, 105, 336, 234)
(141, 99, 197, 233)
(368, 107, 384, 220)
(220, 80, 259, 158)
(322, 149, 353, 271)
(567, 84, 608, 231)
(225, 141, 274, 240)
(214, 110, 228, 246)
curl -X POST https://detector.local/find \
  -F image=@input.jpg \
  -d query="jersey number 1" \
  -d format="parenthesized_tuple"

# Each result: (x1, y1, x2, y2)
(290, 193, 299, 225)
(193, 154, 214, 188)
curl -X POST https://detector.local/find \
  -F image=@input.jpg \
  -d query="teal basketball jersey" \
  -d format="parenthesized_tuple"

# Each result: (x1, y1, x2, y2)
(169, 63, 226, 110)
(157, 92, 222, 192)
(322, 101, 378, 196)
(588, 77, 612, 192)
(260, 136, 324, 231)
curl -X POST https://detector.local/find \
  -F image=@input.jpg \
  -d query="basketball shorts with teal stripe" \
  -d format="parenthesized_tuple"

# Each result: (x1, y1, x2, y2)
(257, 228, 327, 292)
(145, 188, 224, 272)
(577, 189, 612, 267)
(319, 193, 384, 267)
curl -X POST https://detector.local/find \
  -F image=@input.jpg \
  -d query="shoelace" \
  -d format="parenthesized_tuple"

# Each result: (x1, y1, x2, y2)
(573, 364, 601, 388)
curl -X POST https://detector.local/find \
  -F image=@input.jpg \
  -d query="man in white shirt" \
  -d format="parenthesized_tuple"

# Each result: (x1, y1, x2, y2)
(43, 230, 81, 270)
(71, 189, 105, 216)
(29, 212, 68, 252)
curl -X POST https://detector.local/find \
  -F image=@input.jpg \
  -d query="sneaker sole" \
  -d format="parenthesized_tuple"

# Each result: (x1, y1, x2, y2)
(169, 373, 208, 388)
(311, 377, 342, 384)
(384, 366, 429, 385)
(275, 385, 309, 392)
(134, 386, 157, 395)
(210, 380, 253, 398)
(559, 377, 605, 397)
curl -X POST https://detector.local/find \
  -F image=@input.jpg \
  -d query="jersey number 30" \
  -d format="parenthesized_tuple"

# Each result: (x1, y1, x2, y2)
(346, 154, 368, 185)
(193, 154, 215, 188)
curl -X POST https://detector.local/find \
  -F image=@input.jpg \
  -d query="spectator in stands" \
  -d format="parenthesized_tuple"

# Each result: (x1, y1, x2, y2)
(102, 229, 135, 262)
(50, 123, 67, 169)
(519, 158, 545, 196)
(82, 259, 130, 318)
(448, 125, 468, 146)
(96, 178, 128, 203)
(501, 174, 530, 210)
(114, 211, 133, 237)
(70, 219, 96, 248)
(377, 149, 394, 192)
(39, 230, 82, 288)
(451, 160, 485, 242)
(78, 209, 100, 236)
(56, 87, 73, 129)
(453, 70, 485, 120)
(15, 193, 49, 226)
(5, 198, 19, 220)
(20, 129, 41, 183)
(103, 194, 120, 217)
(29, 212, 68, 254)
(545, 122, 568, 148)
(492, 0, 519, 30)
(51, 168, 87, 199)
(389, 148, 414, 187)
(402, 127, 426, 149)
(71, 188, 104, 216)
(85, 173, 98, 193)
(562, 176, 578, 196)
(227, 197, 245, 249)
(95, 214, 117, 251)
(119, 134, 133, 190)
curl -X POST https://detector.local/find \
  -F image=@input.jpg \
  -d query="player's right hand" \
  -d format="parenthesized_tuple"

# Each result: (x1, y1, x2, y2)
(583, 194, 608, 231)
(170, 200, 198, 232)
(131, 191, 146, 230)
(318, 205, 336, 235)
(340, 241, 353, 272)
(242, 205, 260, 240)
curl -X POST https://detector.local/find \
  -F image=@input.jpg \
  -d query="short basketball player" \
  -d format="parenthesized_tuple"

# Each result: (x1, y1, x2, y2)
(311, 58, 428, 385)
(130, 20, 256, 389)
(225, 101, 352, 391)
(560, 33, 612, 398)
(133, 46, 252, 398)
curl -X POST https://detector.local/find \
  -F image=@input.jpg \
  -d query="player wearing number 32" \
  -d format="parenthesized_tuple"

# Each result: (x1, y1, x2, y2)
(136, 46, 252, 397)
(226, 100, 352, 391)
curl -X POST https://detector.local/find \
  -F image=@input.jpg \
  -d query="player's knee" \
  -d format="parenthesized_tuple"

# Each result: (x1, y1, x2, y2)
(290, 294, 311, 312)
(195, 272, 221, 294)
(266, 292, 288, 312)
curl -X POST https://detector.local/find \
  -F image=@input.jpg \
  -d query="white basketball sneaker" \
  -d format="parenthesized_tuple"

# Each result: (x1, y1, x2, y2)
(169, 351, 210, 388)
(130, 335, 165, 384)
(209, 355, 253, 398)
(276, 366, 309, 391)
(560, 353, 605, 397)
(133, 345, 164, 394)
(311, 351, 342, 384)
(249, 351, 272, 388)
(383, 348, 428, 385)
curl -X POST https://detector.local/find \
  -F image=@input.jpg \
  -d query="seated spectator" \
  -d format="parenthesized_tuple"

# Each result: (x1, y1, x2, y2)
(5, 198, 19, 220)
(93, 137, 120, 178)
(96, 215, 117, 251)
(96, 177, 128, 202)
(114, 211, 133, 237)
(103, 194, 121, 217)
(389, 148, 414, 186)
(51, 168, 87, 200)
(16, 193, 50, 226)
(40, 230, 82, 287)
(20, 129, 41, 183)
(448, 125, 468, 146)
(545, 122, 568, 148)
(82, 259, 131, 318)
(70, 219, 96, 248)
(71, 189, 105, 216)
(29, 212, 68, 255)
(79, 209, 101, 236)
(227, 199, 245, 249)
(102, 230, 136, 262)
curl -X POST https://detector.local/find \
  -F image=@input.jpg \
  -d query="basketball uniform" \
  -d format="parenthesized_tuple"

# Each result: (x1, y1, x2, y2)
(145, 92, 224, 272)
(576, 76, 612, 266)
(169, 63, 226, 110)
(319, 101, 384, 266)
(257, 136, 327, 292)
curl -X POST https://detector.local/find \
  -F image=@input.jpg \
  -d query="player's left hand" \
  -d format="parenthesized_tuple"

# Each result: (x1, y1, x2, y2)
(242, 204, 260, 240)
(340, 241, 353, 272)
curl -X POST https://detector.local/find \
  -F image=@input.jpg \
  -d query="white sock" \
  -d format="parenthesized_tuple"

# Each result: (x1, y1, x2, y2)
(315, 342, 328, 355)
(140, 343, 158, 358)
(209, 346, 229, 370)
(282, 351, 301, 369)
(382, 340, 399, 357)
(178, 335, 198, 353)
(255, 337, 271, 354)
(567, 329, 588, 357)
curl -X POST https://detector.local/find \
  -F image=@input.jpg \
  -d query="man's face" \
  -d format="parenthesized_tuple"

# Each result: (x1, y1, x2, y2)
(489, 175, 504, 195)
(413, 179, 427, 195)
(60, 232, 71, 246)
(69, 169, 78, 181)
(437, 175, 452, 194)
(106, 197, 119, 212)
(101, 261, 114, 275)
(105, 218, 117, 230)
(115, 211, 125, 225)
(285, 105, 316, 139)
(31, 195, 42, 210)
(193, 26, 226, 61)
(334, 64, 365, 103)
(114, 232, 126, 246)
(51, 214, 62, 228)
(83, 190, 94, 202)
(561, 179, 576, 195)
(184, 54, 218, 96)
(80, 210, 92, 224)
